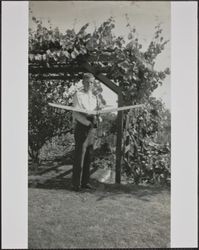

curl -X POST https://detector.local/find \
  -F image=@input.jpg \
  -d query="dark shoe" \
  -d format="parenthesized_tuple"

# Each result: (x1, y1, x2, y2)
(72, 186, 80, 192)
(81, 183, 93, 190)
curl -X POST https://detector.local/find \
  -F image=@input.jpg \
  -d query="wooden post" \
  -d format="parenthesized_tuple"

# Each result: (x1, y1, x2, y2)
(115, 93, 123, 184)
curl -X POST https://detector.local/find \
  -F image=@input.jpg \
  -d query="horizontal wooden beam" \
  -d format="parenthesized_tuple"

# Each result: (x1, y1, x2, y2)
(29, 64, 85, 74)
(29, 64, 113, 75)
(30, 75, 74, 80)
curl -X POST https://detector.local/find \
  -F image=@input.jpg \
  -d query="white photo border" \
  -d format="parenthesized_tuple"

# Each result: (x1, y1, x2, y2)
(1, 1, 198, 248)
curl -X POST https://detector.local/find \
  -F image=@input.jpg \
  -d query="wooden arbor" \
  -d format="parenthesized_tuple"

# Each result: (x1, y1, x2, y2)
(29, 61, 124, 184)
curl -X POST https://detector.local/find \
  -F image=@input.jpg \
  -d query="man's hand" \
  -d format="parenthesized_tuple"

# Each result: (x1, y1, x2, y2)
(87, 120, 93, 128)
(87, 120, 92, 126)
(87, 120, 97, 129)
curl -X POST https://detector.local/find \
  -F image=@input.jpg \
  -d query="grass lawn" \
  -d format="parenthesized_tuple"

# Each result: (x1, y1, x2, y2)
(29, 180, 170, 248)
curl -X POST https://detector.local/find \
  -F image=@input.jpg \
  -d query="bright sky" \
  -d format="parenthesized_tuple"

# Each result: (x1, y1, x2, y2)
(30, 1, 170, 109)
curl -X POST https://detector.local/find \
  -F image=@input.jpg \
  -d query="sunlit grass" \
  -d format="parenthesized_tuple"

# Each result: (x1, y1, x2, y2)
(29, 184, 170, 248)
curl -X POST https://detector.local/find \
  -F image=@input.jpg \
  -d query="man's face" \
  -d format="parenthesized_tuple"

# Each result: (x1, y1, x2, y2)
(83, 77, 95, 92)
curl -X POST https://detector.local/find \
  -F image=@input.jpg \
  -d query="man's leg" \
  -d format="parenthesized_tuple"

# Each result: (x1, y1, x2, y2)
(72, 142, 83, 188)
(72, 124, 88, 188)
(81, 145, 93, 187)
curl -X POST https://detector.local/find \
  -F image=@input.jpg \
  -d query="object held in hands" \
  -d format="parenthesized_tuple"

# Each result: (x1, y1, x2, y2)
(48, 103, 144, 115)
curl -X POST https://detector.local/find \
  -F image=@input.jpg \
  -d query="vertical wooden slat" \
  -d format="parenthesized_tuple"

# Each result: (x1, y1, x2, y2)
(115, 93, 123, 184)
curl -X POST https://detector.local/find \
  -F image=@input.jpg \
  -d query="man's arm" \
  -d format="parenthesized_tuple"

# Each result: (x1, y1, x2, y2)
(73, 112, 91, 126)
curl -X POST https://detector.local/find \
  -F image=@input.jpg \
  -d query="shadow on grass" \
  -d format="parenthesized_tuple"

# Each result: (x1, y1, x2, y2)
(28, 164, 99, 190)
(29, 165, 170, 202)
(91, 178, 170, 202)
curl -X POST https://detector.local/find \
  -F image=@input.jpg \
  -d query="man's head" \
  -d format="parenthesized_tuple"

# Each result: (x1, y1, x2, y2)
(82, 73, 95, 92)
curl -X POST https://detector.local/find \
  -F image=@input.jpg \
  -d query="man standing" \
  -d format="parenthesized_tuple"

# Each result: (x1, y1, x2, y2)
(72, 73, 97, 191)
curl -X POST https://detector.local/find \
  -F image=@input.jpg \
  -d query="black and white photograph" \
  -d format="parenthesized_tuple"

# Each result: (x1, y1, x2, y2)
(28, 1, 171, 248)
(1, 1, 198, 249)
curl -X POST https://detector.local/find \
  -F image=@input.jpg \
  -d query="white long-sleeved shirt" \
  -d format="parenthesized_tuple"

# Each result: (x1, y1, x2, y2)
(73, 89, 97, 126)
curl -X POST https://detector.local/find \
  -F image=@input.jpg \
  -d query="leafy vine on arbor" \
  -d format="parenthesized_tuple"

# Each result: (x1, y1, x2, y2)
(29, 16, 170, 184)
(29, 16, 170, 107)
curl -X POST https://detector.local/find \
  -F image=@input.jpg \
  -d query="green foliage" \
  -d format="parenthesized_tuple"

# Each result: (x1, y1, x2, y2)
(29, 16, 170, 109)
(28, 79, 73, 162)
(29, 17, 170, 108)
(122, 97, 170, 185)
(39, 133, 75, 161)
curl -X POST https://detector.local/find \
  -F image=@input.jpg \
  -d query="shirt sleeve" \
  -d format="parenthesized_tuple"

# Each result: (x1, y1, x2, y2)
(73, 92, 90, 126)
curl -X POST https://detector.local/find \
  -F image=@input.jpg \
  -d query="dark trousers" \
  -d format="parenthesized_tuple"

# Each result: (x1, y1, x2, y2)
(72, 122, 93, 187)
